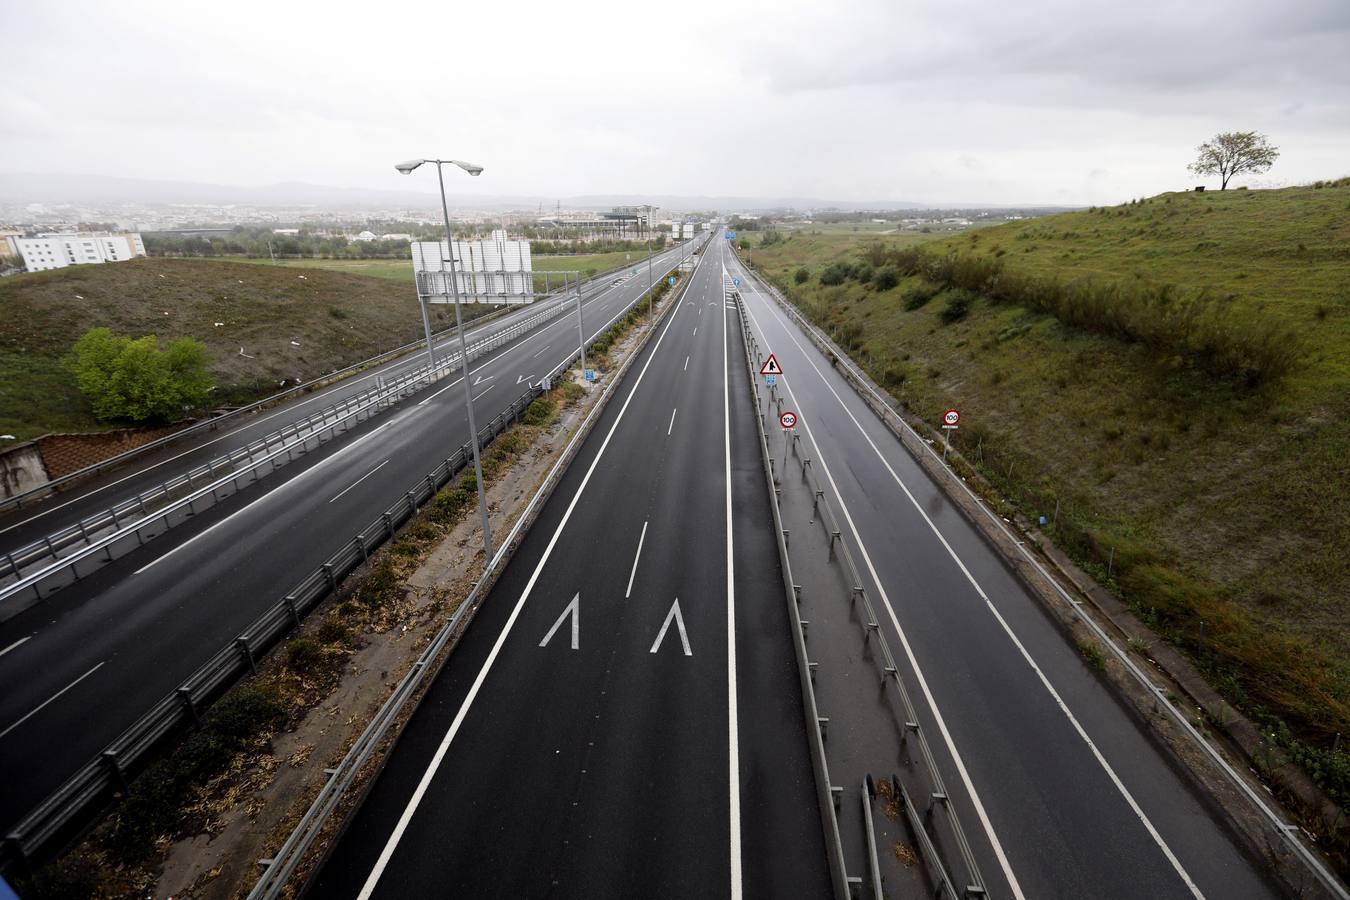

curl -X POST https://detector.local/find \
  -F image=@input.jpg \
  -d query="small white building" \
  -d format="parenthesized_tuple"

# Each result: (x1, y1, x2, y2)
(354, 231, 378, 242)
(18, 232, 146, 272)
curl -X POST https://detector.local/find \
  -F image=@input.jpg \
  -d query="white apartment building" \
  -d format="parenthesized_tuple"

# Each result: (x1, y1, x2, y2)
(18, 232, 146, 272)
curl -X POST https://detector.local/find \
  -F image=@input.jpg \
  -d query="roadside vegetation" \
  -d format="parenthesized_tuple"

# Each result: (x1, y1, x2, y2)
(0, 258, 497, 443)
(741, 181, 1350, 818)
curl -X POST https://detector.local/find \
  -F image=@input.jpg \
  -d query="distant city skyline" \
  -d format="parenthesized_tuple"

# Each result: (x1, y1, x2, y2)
(4, 0, 1347, 207)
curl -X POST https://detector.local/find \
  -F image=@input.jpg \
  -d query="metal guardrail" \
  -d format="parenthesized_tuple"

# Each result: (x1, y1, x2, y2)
(0, 253, 692, 878)
(737, 253, 1350, 900)
(0, 293, 586, 615)
(734, 274, 986, 897)
(244, 253, 696, 899)
(729, 282, 850, 900)
(0, 249, 680, 514)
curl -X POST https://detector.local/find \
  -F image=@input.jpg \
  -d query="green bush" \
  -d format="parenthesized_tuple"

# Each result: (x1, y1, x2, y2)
(794, 267, 810, 284)
(317, 619, 354, 647)
(873, 266, 900, 291)
(522, 397, 555, 426)
(819, 263, 850, 286)
(286, 637, 324, 674)
(66, 327, 214, 423)
(938, 290, 973, 324)
(903, 282, 939, 311)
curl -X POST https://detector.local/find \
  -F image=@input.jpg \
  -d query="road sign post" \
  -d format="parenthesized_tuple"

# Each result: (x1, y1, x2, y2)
(941, 408, 960, 461)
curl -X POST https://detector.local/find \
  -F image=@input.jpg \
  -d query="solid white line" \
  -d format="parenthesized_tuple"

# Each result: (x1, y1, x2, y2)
(625, 520, 649, 599)
(667, 407, 678, 436)
(744, 286, 1203, 897)
(329, 459, 389, 504)
(356, 259, 694, 900)
(472, 385, 494, 403)
(0, 635, 32, 658)
(723, 255, 742, 898)
(739, 299, 1026, 899)
(0, 661, 104, 740)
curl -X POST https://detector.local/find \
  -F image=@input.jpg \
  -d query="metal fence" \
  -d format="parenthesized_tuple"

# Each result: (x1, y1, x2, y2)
(733, 277, 980, 898)
(0, 257, 688, 878)
(741, 259, 1350, 900)
(0, 251, 670, 515)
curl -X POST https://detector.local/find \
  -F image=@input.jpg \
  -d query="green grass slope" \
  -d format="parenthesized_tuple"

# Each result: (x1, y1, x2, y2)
(744, 182, 1350, 805)
(0, 257, 493, 443)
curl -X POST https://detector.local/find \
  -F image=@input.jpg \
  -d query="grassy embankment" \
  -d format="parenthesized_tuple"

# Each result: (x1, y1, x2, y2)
(742, 182, 1350, 811)
(0, 257, 499, 443)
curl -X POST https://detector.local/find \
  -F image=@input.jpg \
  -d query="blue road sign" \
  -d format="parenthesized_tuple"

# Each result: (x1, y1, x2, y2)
(765, 373, 777, 387)
(668, 275, 677, 286)
(733, 276, 741, 287)
(584, 369, 596, 382)
(726, 230, 737, 240)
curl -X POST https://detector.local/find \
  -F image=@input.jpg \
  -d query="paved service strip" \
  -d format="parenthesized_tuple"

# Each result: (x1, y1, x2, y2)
(727, 252, 1278, 898)
(0, 241, 704, 833)
(310, 235, 828, 898)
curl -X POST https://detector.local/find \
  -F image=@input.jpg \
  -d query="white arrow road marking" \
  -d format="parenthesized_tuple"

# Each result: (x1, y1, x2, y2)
(650, 598, 692, 656)
(472, 374, 493, 386)
(539, 593, 579, 650)
(517, 374, 533, 385)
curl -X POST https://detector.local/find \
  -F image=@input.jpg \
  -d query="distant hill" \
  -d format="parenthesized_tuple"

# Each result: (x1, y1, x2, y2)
(0, 258, 491, 442)
(0, 173, 939, 213)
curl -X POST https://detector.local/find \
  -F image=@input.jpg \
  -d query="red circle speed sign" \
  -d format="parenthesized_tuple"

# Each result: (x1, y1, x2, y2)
(943, 409, 960, 427)
(780, 411, 798, 429)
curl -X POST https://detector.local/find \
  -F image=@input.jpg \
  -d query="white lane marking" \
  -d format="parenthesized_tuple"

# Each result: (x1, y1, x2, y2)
(0, 635, 32, 658)
(684, 355, 690, 371)
(738, 299, 1025, 899)
(693, 326, 698, 337)
(531, 345, 549, 358)
(329, 459, 389, 504)
(472, 374, 493, 386)
(472, 385, 494, 403)
(418, 375, 464, 406)
(538, 593, 580, 650)
(0, 661, 104, 740)
(356, 260, 693, 900)
(133, 419, 395, 575)
(650, 598, 692, 656)
(723, 258, 742, 899)
(667, 407, 678, 436)
(625, 521, 648, 599)
(744, 287, 1203, 898)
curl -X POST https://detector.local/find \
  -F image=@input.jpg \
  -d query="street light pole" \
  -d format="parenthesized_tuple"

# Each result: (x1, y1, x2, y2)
(434, 161, 494, 563)
(647, 245, 654, 317)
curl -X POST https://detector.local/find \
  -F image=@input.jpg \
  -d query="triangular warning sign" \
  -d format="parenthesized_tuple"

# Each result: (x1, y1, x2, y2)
(759, 354, 783, 376)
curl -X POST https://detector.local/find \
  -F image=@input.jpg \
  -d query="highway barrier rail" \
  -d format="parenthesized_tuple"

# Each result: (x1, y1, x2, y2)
(737, 254, 1350, 900)
(0, 257, 689, 880)
(0, 288, 588, 619)
(0, 249, 678, 515)
(729, 284, 850, 899)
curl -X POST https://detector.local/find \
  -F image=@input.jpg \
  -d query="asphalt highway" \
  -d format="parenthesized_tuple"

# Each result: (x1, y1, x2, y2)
(309, 236, 830, 898)
(725, 250, 1278, 898)
(0, 238, 706, 833)
(0, 244, 694, 557)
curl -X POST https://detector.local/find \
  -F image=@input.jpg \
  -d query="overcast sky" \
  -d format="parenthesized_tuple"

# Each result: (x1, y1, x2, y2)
(4, 0, 1348, 206)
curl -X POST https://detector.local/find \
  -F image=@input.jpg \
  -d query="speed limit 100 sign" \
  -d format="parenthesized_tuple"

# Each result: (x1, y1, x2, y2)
(780, 411, 798, 430)
(942, 409, 960, 428)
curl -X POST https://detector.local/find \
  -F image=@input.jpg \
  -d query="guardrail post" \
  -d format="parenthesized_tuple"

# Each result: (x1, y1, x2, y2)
(101, 750, 129, 794)
(235, 637, 257, 674)
(354, 536, 367, 563)
(407, 490, 418, 514)
(4, 552, 18, 579)
(383, 513, 394, 538)
(284, 594, 301, 626)
(322, 563, 336, 591)
(177, 687, 201, 728)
